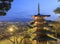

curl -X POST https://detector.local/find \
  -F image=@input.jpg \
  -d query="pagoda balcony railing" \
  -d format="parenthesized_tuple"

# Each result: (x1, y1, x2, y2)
(32, 16, 44, 20)
(34, 24, 44, 26)
(34, 20, 46, 22)
(33, 24, 44, 27)
(32, 15, 50, 18)
(34, 21, 45, 24)
(34, 27, 44, 30)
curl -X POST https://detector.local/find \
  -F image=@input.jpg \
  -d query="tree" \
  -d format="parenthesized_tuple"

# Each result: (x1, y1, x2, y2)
(54, 7, 60, 14)
(54, 0, 60, 14)
(0, 23, 32, 44)
(0, 0, 13, 16)
(58, 0, 60, 2)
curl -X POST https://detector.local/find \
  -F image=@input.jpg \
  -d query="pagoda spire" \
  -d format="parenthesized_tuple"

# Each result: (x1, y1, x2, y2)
(38, 3, 40, 15)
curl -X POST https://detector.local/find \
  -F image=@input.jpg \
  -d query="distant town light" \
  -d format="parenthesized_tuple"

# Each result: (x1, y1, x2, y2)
(9, 27, 14, 32)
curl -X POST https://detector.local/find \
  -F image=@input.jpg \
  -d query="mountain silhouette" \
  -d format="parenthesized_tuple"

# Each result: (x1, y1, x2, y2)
(0, 17, 33, 22)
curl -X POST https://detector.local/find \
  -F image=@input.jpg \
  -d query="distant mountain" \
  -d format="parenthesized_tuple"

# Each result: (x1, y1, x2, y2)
(0, 17, 33, 22)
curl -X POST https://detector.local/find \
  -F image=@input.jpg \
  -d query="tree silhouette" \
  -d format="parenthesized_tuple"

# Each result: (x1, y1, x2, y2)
(0, 0, 13, 16)
(54, 0, 60, 14)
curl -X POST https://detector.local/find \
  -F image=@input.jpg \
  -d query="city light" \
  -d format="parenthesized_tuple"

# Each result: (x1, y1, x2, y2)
(9, 27, 14, 32)
(7, 25, 18, 33)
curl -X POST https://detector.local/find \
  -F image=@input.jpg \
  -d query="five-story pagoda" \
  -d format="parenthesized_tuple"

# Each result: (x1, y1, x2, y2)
(32, 3, 57, 44)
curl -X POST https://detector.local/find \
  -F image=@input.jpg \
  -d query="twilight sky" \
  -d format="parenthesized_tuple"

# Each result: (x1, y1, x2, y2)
(0, 0, 60, 21)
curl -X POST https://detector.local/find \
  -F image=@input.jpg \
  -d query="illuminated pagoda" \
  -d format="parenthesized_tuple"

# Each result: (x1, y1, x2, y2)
(32, 3, 57, 44)
(0, 0, 13, 16)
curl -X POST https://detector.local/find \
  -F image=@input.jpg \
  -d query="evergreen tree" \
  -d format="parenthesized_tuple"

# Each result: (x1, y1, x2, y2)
(54, 0, 60, 14)
(0, 0, 13, 16)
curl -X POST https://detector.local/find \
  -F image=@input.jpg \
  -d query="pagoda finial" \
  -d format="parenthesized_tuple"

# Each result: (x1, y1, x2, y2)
(38, 3, 40, 15)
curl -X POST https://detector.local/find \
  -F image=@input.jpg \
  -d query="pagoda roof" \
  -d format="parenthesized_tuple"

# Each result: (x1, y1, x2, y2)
(34, 19, 45, 22)
(44, 24, 50, 27)
(33, 24, 44, 27)
(33, 14, 50, 17)
(33, 30, 55, 34)
(56, 33, 60, 39)
(33, 24, 50, 27)
(33, 35, 57, 41)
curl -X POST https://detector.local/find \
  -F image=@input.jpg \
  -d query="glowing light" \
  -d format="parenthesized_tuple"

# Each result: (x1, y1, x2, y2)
(7, 25, 18, 33)
(9, 28, 14, 32)
(44, 27, 49, 30)
(35, 22, 38, 24)
(35, 21, 44, 25)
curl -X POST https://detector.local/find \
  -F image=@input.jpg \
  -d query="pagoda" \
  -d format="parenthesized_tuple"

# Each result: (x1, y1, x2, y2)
(32, 3, 57, 44)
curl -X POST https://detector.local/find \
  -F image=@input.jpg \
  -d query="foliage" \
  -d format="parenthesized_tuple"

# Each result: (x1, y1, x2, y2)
(54, 7, 60, 14)
(0, 0, 13, 16)
(54, 0, 60, 14)
(58, 0, 60, 2)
